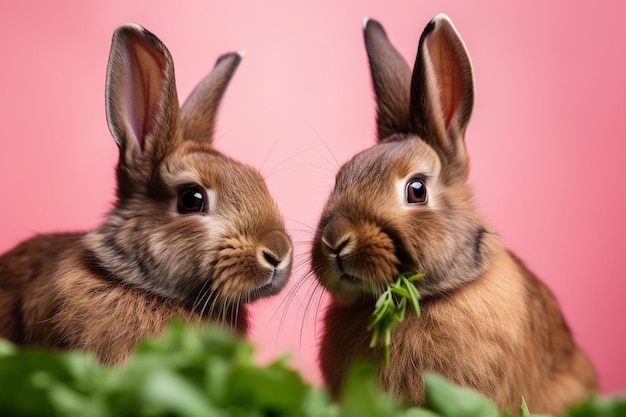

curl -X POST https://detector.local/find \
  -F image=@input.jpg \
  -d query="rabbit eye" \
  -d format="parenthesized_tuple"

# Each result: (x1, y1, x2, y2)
(177, 185, 207, 214)
(407, 180, 427, 204)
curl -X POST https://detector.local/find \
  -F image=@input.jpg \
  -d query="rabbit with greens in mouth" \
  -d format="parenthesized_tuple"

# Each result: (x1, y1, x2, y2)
(312, 14, 596, 415)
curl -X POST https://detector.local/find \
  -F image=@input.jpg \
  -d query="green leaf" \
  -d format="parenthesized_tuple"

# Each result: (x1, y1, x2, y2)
(423, 373, 499, 417)
(500, 408, 514, 417)
(516, 396, 555, 417)
(390, 286, 412, 299)
(402, 276, 421, 316)
(142, 370, 219, 417)
(406, 273, 425, 283)
(227, 360, 310, 414)
(394, 300, 407, 322)
(368, 273, 424, 369)
(402, 409, 442, 417)
(370, 328, 381, 348)
(300, 389, 340, 417)
(0, 350, 70, 416)
(383, 328, 392, 367)
(340, 362, 397, 417)
(0, 339, 16, 356)
(566, 395, 626, 417)
(519, 398, 531, 417)
(370, 293, 393, 327)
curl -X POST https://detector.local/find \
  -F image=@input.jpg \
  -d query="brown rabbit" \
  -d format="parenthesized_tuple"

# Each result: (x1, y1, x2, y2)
(312, 14, 596, 415)
(0, 23, 292, 364)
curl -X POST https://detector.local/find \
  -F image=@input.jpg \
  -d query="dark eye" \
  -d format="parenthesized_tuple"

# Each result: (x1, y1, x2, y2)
(177, 185, 207, 214)
(407, 180, 427, 204)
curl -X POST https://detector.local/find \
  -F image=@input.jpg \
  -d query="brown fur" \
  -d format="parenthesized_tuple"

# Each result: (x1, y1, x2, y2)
(0, 24, 291, 364)
(313, 15, 596, 415)
(0, 233, 244, 364)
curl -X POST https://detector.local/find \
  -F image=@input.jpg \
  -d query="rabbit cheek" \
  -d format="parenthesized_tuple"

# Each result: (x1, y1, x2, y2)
(211, 233, 291, 302)
(407, 213, 492, 298)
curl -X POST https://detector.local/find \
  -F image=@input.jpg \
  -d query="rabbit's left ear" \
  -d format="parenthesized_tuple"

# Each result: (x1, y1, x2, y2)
(180, 52, 243, 145)
(410, 14, 474, 173)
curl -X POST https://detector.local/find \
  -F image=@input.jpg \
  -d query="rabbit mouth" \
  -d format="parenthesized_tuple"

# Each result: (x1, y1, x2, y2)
(340, 273, 361, 284)
(246, 268, 288, 301)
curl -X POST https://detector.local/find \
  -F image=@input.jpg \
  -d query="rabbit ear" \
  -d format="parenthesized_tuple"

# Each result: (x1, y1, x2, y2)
(105, 23, 180, 165)
(180, 52, 242, 145)
(363, 18, 413, 141)
(409, 14, 474, 174)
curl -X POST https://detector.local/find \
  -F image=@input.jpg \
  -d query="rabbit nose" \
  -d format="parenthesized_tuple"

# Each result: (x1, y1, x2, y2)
(321, 216, 354, 256)
(258, 230, 292, 270)
(322, 235, 352, 257)
(262, 250, 281, 267)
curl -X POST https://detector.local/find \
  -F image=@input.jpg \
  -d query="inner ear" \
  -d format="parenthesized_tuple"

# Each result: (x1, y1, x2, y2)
(125, 35, 168, 147)
(419, 16, 474, 139)
(424, 30, 462, 130)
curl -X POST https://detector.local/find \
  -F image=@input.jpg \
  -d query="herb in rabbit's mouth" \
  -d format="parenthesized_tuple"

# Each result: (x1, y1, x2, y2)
(368, 272, 424, 368)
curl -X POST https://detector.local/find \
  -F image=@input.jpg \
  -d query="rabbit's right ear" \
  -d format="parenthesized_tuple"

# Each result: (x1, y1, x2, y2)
(363, 18, 413, 141)
(409, 15, 474, 178)
(105, 23, 180, 168)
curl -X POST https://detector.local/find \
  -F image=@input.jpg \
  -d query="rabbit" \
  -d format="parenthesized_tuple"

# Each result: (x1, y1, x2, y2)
(312, 14, 596, 415)
(0, 23, 292, 365)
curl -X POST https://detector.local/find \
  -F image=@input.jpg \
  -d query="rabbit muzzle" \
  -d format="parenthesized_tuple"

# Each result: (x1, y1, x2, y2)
(316, 215, 401, 303)
(252, 229, 292, 297)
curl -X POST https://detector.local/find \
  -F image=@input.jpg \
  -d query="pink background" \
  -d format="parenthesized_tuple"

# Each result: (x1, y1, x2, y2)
(1, 1, 624, 394)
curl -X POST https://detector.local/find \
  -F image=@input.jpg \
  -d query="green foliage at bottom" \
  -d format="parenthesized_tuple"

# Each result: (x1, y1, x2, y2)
(0, 322, 623, 417)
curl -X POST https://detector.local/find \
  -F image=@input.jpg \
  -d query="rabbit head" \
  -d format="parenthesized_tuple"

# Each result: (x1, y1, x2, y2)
(84, 24, 292, 317)
(312, 15, 495, 304)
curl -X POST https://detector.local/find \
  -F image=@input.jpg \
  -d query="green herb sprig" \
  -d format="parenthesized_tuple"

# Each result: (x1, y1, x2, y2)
(368, 272, 424, 368)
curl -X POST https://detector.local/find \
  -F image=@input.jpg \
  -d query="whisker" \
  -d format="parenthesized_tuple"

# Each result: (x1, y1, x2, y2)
(231, 294, 242, 331)
(261, 142, 336, 180)
(263, 164, 296, 181)
(267, 253, 319, 340)
(284, 217, 316, 232)
(271, 271, 313, 337)
(221, 292, 232, 327)
(304, 118, 340, 168)
(258, 129, 285, 174)
(292, 255, 314, 271)
(302, 161, 340, 179)
(302, 277, 328, 350)
(192, 279, 213, 314)
(297, 270, 319, 336)
(291, 238, 317, 246)
(236, 293, 245, 329)
(201, 287, 221, 322)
